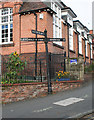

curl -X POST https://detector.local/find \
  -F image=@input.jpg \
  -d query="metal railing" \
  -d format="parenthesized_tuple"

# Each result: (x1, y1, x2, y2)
(1, 52, 65, 83)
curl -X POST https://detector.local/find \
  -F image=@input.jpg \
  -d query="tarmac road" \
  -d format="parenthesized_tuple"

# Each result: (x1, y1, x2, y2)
(2, 80, 93, 119)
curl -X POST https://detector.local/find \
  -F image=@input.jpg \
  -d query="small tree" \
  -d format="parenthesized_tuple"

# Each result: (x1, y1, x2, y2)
(5, 52, 27, 83)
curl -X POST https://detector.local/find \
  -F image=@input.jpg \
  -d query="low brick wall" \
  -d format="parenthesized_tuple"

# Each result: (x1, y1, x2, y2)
(2, 81, 82, 104)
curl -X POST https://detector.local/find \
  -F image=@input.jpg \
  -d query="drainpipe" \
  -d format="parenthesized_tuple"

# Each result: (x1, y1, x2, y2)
(34, 13, 38, 78)
(67, 23, 70, 58)
(90, 43, 91, 64)
(19, 14, 21, 55)
(77, 32, 80, 57)
(85, 38, 87, 64)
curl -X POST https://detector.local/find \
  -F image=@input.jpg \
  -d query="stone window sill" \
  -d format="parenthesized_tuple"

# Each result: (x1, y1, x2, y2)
(0, 42, 14, 47)
(69, 49, 75, 53)
(53, 43, 64, 49)
(79, 53, 83, 57)
(86, 56, 89, 59)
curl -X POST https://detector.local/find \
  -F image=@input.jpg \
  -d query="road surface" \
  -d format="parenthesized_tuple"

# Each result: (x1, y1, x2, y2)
(2, 80, 93, 119)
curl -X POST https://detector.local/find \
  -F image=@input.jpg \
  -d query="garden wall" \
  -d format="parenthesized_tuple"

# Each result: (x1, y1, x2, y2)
(2, 81, 82, 104)
(66, 57, 84, 80)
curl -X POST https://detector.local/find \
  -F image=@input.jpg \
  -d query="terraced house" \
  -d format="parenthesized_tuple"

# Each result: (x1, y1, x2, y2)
(0, 0, 93, 64)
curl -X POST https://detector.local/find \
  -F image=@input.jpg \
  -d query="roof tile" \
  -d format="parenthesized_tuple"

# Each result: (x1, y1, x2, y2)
(19, 2, 48, 12)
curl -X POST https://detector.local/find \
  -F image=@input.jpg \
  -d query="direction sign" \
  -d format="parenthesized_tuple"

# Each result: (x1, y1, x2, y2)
(32, 30, 45, 36)
(20, 38, 66, 42)
(47, 38, 66, 42)
(20, 38, 44, 41)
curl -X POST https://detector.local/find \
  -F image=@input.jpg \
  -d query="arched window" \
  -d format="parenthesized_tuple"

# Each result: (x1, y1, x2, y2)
(0, 8, 13, 44)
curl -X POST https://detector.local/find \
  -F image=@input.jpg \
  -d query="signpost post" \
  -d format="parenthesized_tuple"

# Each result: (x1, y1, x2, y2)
(44, 29, 52, 93)
(21, 29, 66, 94)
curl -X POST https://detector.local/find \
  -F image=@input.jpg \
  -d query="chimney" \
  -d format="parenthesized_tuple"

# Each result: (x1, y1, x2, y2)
(89, 30, 93, 34)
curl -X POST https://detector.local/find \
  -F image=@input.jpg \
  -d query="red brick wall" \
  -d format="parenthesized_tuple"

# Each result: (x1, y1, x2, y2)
(86, 57, 89, 63)
(82, 39, 85, 62)
(20, 11, 53, 54)
(0, 2, 93, 63)
(1, 2, 64, 56)
(73, 31, 78, 58)
(69, 52, 76, 58)
(62, 22, 68, 56)
(2, 81, 81, 104)
(0, 2, 22, 55)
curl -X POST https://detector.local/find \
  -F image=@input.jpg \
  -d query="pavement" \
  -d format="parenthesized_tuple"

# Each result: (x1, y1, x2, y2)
(81, 112, 94, 120)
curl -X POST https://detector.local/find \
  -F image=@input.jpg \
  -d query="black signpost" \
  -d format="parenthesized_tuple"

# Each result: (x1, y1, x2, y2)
(21, 29, 66, 94)
(44, 29, 52, 94)
(31, 30, 45, 36)
(21, 38, 66, 42)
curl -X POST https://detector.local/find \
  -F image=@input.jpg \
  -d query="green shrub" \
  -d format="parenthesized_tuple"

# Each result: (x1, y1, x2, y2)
(2, 52, 27, 84)
(85, 62, 94, 73)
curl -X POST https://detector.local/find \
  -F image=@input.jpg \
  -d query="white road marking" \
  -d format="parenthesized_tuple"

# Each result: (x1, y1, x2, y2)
(82, 94, 88, 99)
(33, 107, 52, 113)
(53, 97, 84, 106)
(10, 109, 14, 112)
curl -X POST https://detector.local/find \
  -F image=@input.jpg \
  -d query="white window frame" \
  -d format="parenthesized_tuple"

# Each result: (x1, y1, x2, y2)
(0, 8, 13, 44)
(69, 27, 73, 51)
(91, 44, 93, 58)
(52, 3, 62, 46)
(86, 41, 88, 57)
(79, 35, 82, 54)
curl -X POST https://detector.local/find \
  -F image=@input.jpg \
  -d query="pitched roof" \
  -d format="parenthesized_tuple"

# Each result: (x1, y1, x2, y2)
(19, 2, 48, 13)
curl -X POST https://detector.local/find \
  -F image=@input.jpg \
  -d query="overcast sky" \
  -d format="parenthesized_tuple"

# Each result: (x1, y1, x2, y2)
(62, 0, 93, 30)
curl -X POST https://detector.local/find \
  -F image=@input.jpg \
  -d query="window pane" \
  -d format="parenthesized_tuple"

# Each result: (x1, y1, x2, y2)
(10, 16, 12, 21)
(2, 25, 4, 29)
(1, 8, 13, 43)
(2, 39, 4, 42)
(10, 8, 13, 14)
(2, 30, 4, 34)
(5, 25, 8, 29)
(10, 29, 12, 32)
(2, 16, 8, 23)
(2, 8, 8, 15)
(5, 39, 8, 42)
(10, 33, 12, 37)
(10, 38, 13, 41)
(10, 24, 13, 28)
(5, 34, 8, 37)
(10, 23, 13, 41)
(5, 29, 8, 33)
(2, 35, 4, 38)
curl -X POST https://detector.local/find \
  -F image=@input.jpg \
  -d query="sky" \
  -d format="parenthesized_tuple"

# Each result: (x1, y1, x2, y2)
(62, 0, 94, 30)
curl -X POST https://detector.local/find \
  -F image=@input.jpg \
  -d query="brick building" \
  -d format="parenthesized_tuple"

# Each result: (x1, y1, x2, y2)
(93, 38, 94, 59)
(0, 0, 93, 64)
